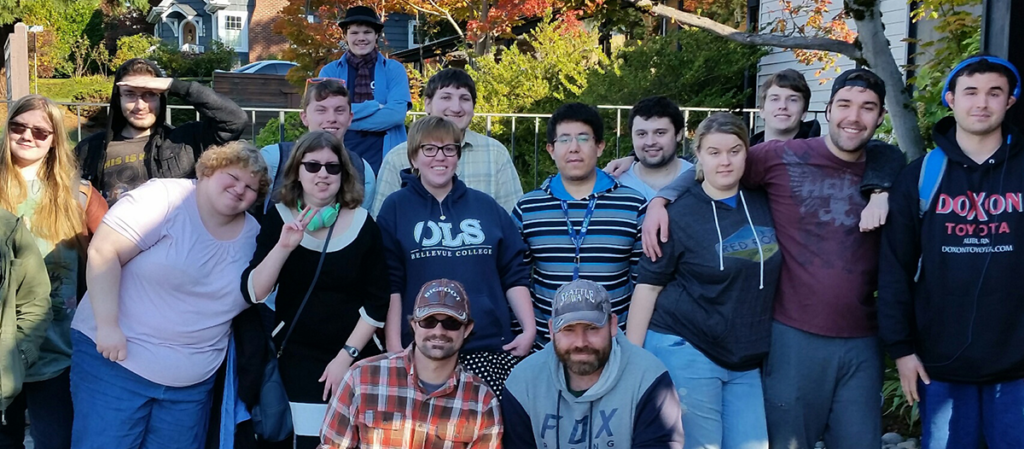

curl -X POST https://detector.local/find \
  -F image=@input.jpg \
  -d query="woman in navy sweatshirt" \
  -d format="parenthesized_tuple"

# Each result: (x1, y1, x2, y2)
(376, 116, 534, 398)
(626, 113, 782, 449)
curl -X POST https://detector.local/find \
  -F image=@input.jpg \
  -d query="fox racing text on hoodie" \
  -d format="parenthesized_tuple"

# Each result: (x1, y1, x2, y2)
(376, 170, 530, 352)
(879, 116, 1024, 383)
(501, 334, 684, 448)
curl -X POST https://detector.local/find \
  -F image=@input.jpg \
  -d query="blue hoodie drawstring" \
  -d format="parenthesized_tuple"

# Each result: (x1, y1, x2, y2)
(739, 191, 765, 289)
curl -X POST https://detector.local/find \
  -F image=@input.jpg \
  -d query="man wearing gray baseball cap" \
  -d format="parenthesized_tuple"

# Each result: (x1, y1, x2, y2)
(500, 279, 684, 448)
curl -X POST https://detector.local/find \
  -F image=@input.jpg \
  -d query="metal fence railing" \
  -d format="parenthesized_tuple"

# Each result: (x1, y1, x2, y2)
(1, 100, 826, 189)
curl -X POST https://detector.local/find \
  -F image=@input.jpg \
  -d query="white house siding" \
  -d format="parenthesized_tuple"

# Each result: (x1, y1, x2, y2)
(755, 0, 910, 126)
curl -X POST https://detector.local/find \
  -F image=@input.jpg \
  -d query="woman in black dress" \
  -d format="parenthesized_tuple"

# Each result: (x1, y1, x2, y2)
(241, 131, 389, 448)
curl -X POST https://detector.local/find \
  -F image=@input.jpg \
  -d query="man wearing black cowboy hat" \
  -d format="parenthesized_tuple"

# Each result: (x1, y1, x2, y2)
(319, 6, 411, 176)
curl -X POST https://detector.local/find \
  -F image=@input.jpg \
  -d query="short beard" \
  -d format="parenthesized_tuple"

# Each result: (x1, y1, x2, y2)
(828, 131, 871, 154)
(556, 344, 610, 376)
(637, 149, 676, 169)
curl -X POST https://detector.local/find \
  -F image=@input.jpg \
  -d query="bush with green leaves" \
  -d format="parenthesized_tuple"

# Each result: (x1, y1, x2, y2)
(255, 113, 306, 148)
(21, 0, 104, 77)
(113, 34, 160, 69)
(152, 40, 235, 78)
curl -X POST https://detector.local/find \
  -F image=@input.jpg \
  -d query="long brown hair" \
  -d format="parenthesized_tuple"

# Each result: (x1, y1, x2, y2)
(276, 131, 363, 209)
(0, 95, 83, 243)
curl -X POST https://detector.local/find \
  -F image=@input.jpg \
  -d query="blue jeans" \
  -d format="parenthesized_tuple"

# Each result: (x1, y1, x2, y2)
(0, 369, 73, 449)
(762, 321, 882, 449)
(919, 379, 1024, 449)
(69, 330, 215, 449)
(644, 329, 768, 449)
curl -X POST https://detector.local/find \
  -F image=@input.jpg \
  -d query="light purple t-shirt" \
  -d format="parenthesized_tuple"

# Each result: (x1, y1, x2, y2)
(72, 179, 259, 387)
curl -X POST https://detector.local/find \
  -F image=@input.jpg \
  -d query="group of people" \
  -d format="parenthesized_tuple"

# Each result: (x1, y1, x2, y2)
(0, 4, 1022, 449)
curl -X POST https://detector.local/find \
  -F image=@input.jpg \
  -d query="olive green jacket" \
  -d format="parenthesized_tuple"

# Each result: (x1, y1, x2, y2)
(0, 210, 51, 413)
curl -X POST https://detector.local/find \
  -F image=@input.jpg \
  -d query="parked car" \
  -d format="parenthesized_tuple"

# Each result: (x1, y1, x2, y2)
(227, 60, 297, 75)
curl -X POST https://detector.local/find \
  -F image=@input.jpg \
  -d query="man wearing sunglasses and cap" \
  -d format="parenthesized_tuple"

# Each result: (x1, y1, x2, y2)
(318, 6, 412, 176)
(879, 55, 1024, 448)
(501, 279, 684, 448)
(319, 279, 501, 448)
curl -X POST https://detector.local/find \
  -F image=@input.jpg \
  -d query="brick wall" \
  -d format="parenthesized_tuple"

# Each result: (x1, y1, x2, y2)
(249, 0, 290, 61)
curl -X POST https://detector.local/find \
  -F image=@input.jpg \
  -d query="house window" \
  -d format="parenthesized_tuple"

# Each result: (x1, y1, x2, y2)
(219, 12, 247, 51)
(409, 20, 429, 47)
(226, 15, 243, 31)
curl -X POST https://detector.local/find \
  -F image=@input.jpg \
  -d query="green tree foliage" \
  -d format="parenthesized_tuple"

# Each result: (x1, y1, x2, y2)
(21, 0, 105, 76)
(581, 29, 764, 109)
(469, 17, 607, 116)
(908, 0, 982, 149)
(113, 34, 160, 69)
(152, 41, 235, 78)
(255, 113, 306, 148)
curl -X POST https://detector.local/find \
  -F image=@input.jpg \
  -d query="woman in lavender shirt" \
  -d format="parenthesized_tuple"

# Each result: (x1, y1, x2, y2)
(69, 141, 270, 449)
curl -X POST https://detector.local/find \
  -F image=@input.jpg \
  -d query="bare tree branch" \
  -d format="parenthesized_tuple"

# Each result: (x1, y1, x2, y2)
(628, 0, 862, 59)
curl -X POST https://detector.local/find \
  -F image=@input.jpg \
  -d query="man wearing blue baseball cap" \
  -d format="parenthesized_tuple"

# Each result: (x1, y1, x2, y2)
(879, 54, 1024, 448)
(500, 279, 684, 448)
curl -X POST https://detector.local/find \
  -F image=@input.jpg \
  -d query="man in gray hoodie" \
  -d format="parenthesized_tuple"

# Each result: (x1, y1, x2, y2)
(501, 279, 684, 448)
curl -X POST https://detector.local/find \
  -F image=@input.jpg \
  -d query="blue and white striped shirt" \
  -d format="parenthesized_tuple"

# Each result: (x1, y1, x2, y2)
(512, 171, 646, 349)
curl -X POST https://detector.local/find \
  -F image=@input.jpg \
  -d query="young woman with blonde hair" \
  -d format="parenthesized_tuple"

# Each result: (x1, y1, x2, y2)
(626, 113, 782, 449)
(0, 94, 107, 449)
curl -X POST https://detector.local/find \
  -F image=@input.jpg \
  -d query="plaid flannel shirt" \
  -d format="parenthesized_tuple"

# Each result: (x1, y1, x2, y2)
(369, 129, 524, 217)
(319, 346, 502, 449)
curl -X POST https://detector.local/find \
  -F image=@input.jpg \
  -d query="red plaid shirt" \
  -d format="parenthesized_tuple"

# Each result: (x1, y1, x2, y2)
(319, 346, 502, 449)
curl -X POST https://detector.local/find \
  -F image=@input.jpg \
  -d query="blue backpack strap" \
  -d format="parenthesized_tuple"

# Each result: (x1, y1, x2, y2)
(918, 147, 947, 217)
(914, 147, 947, 282)
(263, 141, 296, 214)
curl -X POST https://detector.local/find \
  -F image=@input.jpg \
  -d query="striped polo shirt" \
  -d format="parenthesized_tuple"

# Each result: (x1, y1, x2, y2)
(512, 171, 646, 349)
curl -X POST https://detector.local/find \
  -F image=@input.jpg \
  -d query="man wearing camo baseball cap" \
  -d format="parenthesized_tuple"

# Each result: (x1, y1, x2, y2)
(500, 279, 684, 448)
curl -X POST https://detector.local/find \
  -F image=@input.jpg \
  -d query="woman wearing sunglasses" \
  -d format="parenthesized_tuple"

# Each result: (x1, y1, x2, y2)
(0, 95, 107, 448)
(70, 141, 268, 449)
(242, 131, 389, 448)
(376, 116, 534, 399)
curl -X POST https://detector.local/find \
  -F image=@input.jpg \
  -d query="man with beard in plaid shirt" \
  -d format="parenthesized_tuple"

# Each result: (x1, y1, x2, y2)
(319, 279, 501, 448)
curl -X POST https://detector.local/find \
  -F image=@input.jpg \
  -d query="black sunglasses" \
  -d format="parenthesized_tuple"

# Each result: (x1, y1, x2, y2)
(301, 161, 343, 175)
(416, 316, 465, 331)
(9, 122, 54, 141)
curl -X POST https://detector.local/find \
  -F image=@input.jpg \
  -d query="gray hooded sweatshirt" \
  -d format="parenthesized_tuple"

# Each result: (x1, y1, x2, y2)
(501, 333, 684, 448)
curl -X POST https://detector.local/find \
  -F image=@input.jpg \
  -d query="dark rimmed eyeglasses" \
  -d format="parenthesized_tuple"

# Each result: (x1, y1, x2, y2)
(8, 122, 54, 141)
(304, 77, 347, 96)
(301, 161, 343, 175)
(416, 316, 465, 331)
(119, 91, 160, 103)
(419, 144, 460, 158)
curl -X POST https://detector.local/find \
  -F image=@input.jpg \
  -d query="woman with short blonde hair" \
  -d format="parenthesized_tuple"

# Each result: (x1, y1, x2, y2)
(70, 140, 268, 449)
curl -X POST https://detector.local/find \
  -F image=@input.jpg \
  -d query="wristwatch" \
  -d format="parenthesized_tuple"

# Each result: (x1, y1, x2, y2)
(342, 345, 360, 358)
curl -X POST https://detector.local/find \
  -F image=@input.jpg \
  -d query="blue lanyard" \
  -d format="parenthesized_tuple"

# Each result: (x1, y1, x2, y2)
(561, 197, 597, 279)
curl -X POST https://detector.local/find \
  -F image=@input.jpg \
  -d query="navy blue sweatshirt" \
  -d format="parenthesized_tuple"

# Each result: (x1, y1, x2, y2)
(376, 170, 531, 352)
(879, 116, 1024, 383)
(638, 181, 781, 371)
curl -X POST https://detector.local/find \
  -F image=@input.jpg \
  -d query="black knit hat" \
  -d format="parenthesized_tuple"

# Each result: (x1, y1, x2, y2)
(338, 6, 383, 33)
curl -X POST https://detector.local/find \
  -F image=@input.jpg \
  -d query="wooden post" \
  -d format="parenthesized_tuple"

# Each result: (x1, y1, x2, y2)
(4, 23, 30, 101)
